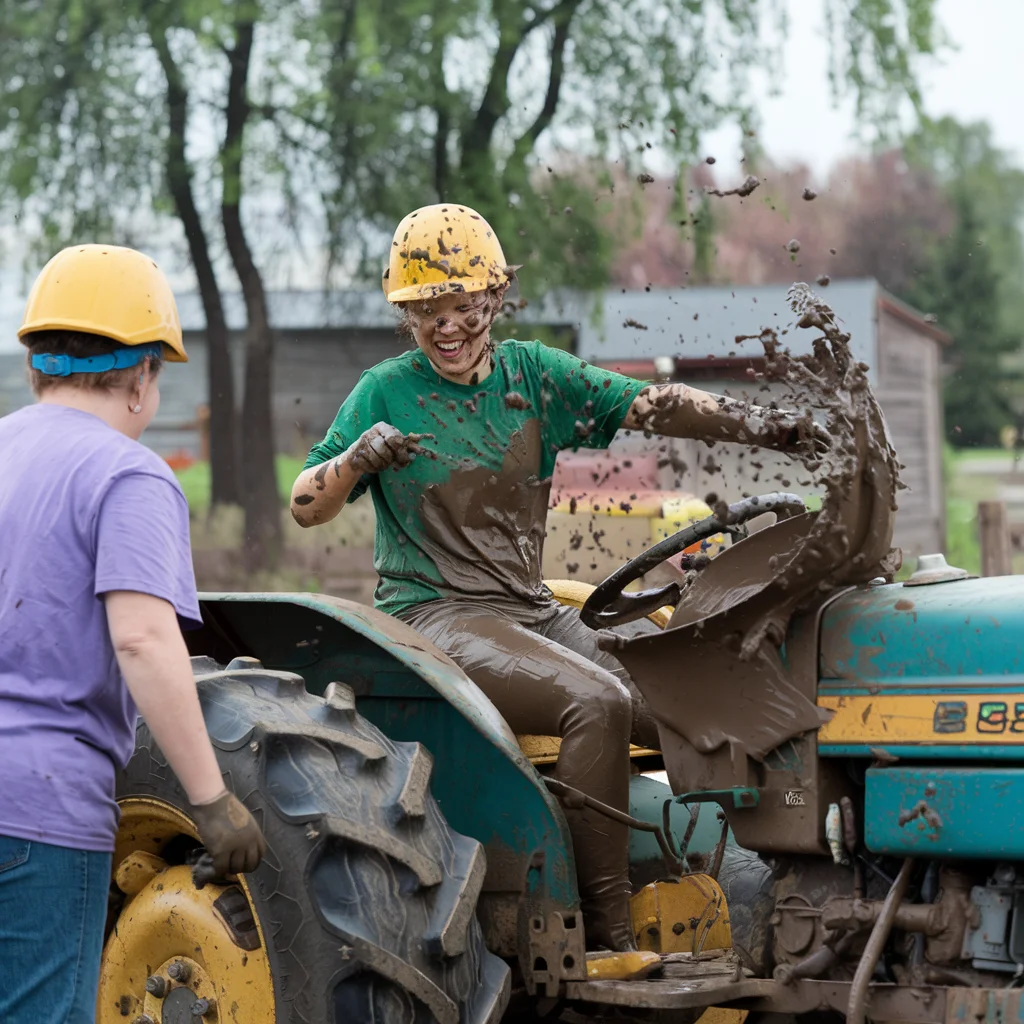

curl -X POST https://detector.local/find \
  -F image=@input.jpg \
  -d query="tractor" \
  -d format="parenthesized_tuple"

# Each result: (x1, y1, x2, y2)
(97, 304, 1023, 1024)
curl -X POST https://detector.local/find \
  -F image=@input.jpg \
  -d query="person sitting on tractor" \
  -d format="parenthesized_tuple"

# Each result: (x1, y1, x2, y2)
(290, 204, 822, 953)
(0, 245, 266, 1023)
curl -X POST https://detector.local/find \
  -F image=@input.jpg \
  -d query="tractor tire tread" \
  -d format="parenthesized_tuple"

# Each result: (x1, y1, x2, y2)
(119, 663, 510, 1024)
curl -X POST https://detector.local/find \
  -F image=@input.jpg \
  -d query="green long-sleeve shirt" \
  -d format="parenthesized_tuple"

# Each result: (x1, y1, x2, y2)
(305, 339, 640, 615)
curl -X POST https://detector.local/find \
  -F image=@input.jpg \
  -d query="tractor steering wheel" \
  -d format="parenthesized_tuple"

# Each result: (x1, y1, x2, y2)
(579, 492, 807, 629)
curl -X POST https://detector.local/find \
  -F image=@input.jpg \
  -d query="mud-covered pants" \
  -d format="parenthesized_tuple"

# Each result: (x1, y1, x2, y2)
(400, 597, 660, 951)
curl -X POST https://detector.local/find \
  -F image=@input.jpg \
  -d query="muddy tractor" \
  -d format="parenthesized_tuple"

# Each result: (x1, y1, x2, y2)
(99, 312, 1024, 1024)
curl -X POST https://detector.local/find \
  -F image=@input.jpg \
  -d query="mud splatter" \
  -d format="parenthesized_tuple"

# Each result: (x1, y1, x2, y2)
(504, 391, 531, 411)
(623, 319, 648, 330)
(705, 175, 760, 198)
(638, 173, 655, 184)
(604, 283, 904, 770)
(417, 421, 549, 602)
(802, 188, 817, 201)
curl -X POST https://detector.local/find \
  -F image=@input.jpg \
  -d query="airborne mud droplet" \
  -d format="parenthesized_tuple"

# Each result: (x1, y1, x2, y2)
(706, 175, 760, 198)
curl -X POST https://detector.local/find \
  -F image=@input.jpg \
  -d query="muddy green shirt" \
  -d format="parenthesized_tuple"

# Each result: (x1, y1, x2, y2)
(305, 339, 640, 615)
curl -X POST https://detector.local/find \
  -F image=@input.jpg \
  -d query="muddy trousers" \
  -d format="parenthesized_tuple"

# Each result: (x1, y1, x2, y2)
(401, 598, 660, 952)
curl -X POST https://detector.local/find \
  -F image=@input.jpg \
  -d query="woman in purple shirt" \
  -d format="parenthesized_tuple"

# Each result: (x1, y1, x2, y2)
(0, 245, 266, 1022)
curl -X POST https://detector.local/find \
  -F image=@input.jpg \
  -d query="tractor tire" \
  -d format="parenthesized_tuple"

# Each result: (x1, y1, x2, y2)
(117, 657, 511, 1024)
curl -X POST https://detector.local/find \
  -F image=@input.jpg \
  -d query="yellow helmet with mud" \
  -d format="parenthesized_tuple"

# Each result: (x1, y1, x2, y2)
(18, 244, 187, 362)
(383, 203, 510, 303)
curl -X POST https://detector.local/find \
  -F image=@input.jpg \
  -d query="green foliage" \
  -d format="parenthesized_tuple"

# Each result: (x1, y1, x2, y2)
(824, 0, 943, 128)
(901, 118, 1024, 447)
(321, 0, 943, 294)
(1, 0, 942, 293)
(176, 455, 305, 513)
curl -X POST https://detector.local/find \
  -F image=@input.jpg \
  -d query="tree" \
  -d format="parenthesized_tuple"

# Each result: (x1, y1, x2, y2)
(0, 0, 249, 510)
(146, 2, 241, 509)
(906, 187, 1013, 445)
(323, 0, 944, 295)
(0, 0, 321, 566)
(901, 119, 1024, 446)
(1, 0, 944, 569)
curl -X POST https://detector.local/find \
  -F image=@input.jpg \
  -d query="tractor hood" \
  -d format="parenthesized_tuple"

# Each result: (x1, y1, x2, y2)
(817, 576, 1024, 755)
(820, 576, 1024, 682)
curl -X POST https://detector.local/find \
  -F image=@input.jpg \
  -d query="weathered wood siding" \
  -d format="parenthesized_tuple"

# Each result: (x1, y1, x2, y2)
(875, 307, 945, 556)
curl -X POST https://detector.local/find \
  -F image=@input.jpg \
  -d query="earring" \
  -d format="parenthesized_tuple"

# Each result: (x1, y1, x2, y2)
(132, 404, 142, 414)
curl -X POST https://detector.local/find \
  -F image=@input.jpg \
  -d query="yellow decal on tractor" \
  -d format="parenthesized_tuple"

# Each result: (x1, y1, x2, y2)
(818, 693, 1024, 744)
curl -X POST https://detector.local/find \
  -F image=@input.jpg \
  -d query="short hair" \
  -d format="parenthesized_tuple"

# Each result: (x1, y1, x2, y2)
(23, 330, 163, 396)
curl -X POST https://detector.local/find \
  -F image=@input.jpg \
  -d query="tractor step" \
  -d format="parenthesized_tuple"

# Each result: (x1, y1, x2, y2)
(568, 949, 774, 1010)
(566, 976, 775, 1010)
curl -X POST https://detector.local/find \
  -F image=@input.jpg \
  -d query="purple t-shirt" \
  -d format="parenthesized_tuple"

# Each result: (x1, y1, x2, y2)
(0, 403, 201, 851)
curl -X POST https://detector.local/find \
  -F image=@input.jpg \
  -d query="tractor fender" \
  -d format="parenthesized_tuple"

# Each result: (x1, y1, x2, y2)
(188, 592, 580, 918)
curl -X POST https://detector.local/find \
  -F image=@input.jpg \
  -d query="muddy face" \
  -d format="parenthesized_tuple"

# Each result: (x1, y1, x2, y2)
(404, 291, 499, 384)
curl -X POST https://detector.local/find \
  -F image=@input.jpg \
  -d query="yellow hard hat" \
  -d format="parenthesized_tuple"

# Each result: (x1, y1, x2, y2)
(383, 203, 510, 303)
(18, 244, 187, 362)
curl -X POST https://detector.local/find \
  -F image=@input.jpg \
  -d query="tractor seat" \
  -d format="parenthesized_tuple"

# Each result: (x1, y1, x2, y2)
(517, 734, 660, 766)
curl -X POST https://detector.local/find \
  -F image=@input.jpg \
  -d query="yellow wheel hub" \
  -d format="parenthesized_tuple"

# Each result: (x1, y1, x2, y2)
(97, 798, 274, 1023)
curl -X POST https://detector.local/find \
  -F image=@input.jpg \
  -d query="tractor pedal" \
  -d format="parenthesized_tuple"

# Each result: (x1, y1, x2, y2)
(585, 950, 661, 981)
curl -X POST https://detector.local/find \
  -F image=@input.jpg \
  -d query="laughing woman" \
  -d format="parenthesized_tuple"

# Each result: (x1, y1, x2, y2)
(291, 204, 822, 951)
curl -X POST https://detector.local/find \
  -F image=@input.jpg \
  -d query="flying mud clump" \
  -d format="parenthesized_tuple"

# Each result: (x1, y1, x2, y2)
(753, 283, 904, 586)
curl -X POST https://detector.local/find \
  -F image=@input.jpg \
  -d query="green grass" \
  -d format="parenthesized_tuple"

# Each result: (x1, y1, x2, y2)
(945, 497, 981, 576)
(175, 455, 306, 513)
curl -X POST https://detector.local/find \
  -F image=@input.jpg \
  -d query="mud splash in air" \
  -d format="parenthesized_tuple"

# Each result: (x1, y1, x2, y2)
(757, 282, 904, 589)
(608, 284, 903, 770)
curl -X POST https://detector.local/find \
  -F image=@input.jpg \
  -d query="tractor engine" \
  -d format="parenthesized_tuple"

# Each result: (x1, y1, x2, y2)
(771, 858, 1024, 986)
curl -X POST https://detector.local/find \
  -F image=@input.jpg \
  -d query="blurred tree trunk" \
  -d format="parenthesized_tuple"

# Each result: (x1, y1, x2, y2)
(221, 15, 281, 569)
(148, 9, 241, 508)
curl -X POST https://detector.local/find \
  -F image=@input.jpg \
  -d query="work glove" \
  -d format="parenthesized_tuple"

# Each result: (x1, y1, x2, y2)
(348, 422, 433, 473)
(188, 790, 266, 879)
(759, 410, 833, 458)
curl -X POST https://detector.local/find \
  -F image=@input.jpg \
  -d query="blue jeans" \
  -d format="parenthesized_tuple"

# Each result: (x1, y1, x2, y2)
(0, 835, 111, 1023)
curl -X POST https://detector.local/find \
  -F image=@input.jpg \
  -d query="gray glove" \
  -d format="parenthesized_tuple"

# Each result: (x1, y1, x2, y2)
(347, 422, 433, 473)
(188, 790, 266, 878)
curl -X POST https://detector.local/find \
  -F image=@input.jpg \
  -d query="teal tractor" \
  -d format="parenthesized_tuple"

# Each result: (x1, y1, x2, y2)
(98, 330, 1024, 1024)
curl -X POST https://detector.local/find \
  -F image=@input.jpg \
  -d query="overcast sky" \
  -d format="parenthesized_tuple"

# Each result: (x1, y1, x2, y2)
(704, 0, 1022, 178)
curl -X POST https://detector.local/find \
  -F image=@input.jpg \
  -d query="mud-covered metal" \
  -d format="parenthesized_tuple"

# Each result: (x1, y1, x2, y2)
(864, 767, 1024, 857)
(611, 289, 900, 802)
(820, 576, 1024, 683)
(187, 592, 579, 911)
(525, 909, 587, 996)
(819, 577, 1024, 757)
(631, 875, 732, 955)
(628, 774, 726, 888)
(579, 492, 806, 629)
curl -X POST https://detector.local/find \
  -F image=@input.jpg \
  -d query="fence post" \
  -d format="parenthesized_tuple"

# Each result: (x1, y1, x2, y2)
(978, 500, 1013, 577)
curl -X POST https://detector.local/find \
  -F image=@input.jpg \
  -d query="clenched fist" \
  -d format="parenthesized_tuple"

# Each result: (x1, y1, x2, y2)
(347, 422, 433, 473)
(188, 790, 266, 879)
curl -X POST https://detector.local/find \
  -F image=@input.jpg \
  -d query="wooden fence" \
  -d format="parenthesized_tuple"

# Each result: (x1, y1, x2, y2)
(978, 500, 1016, 576)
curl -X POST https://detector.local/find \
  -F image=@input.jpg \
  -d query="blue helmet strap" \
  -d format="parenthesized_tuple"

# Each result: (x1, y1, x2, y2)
(31, 342, 165, 378)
